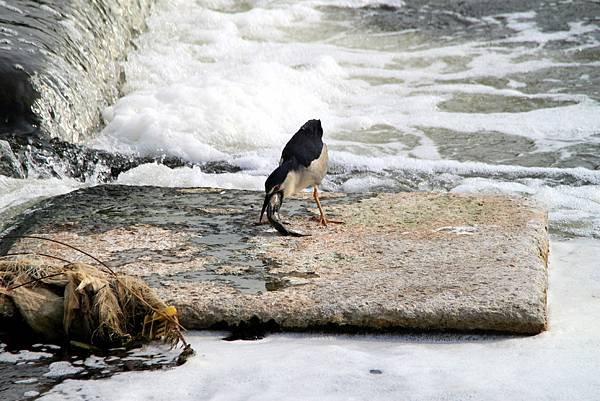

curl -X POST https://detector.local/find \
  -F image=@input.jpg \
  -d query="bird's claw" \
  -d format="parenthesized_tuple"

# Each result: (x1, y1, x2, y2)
(309, 216, 344, 226)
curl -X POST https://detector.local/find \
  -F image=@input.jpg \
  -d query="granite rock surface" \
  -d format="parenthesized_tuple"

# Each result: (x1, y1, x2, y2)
(0, 185, 548, 334)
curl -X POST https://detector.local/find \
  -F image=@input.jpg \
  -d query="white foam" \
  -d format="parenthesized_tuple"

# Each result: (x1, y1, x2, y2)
(339, 176, 396, 192)
(14, 378, 39, 384)
(0, 175, 83, 216)
(501, 11, 598, 44)
(0, 350, 52, 363)
(116, 163, 264, 191)
(330, 151, 600, 184)
(88, 0, 600, 170)
(83, 356, 107, 369)
(43, 361, 84, 378)
(309, 0, 406, 7)
(404, 101, 600, 152)
(39, 4, 62, 17)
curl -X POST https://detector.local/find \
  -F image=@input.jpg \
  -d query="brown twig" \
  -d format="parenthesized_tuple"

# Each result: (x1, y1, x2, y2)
(0, 252, 74, 265)
(0, 235, 116, 276)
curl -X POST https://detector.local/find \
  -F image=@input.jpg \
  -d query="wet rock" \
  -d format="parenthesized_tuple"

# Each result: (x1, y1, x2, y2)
(0, 131, 242, 181)
(0, 185, 548, 334)
(0, 294, 16, 319)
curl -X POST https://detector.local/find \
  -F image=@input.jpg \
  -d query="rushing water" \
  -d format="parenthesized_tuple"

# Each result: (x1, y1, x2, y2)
(1, 0, 600, 235)
(101, 0, 600, 238)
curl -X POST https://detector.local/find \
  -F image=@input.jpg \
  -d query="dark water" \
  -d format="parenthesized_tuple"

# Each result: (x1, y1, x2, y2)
(0, 328, 184, 401)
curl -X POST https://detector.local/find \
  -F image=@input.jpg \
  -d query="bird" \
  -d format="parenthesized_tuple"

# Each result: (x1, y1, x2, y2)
(259, 119, 339, 236)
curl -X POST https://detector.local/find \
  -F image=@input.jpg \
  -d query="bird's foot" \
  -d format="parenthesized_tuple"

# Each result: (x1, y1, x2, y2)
(309, 216, 344, 226)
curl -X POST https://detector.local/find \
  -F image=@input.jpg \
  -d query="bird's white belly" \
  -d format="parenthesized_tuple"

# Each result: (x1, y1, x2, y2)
(281, 144, 328, 197)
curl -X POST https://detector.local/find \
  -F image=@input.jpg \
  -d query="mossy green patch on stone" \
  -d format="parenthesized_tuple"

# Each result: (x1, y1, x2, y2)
(332, 192, 535, 234)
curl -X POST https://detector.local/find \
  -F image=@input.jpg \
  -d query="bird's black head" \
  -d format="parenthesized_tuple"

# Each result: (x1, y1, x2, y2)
(299, 119, 323, 138)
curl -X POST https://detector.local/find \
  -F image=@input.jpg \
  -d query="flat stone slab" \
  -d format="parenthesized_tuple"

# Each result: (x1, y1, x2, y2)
(0, 185, 548, 334)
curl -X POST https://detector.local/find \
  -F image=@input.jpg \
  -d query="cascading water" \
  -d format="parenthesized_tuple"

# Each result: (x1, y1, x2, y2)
(0, 0, 152, 180)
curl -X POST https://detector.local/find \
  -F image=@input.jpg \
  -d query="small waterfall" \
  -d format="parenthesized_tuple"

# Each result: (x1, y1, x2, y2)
(0, 0, 153, 177)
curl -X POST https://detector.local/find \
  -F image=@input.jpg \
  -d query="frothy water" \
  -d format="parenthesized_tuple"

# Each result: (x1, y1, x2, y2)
(92, 0, 600, 237)
(2, 0, 600, 238)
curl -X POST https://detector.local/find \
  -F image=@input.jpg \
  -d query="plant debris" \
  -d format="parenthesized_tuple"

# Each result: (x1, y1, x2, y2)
(0, 236, 192, 359)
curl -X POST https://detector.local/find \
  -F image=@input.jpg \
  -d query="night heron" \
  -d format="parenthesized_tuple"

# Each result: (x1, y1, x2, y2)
(259, 119, 339, 236)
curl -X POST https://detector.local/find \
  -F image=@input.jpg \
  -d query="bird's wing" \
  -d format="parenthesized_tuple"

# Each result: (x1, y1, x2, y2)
(265, 158, 296, 193)
(280, 129, 323, 168)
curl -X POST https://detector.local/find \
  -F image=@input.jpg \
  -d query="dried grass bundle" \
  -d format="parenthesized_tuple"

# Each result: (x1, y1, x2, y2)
(0, 257, 187, 349)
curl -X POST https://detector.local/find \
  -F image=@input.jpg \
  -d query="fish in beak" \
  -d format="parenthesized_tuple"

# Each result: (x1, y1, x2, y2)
(259, 190, 307, 237)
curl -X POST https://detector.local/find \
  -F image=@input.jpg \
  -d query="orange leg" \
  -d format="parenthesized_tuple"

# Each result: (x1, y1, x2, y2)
(313, 186, 327, 226)
(311, 186, 343, 226)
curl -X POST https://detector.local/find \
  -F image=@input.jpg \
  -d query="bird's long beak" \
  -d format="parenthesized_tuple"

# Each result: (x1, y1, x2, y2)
(259, 193, 271, 223)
